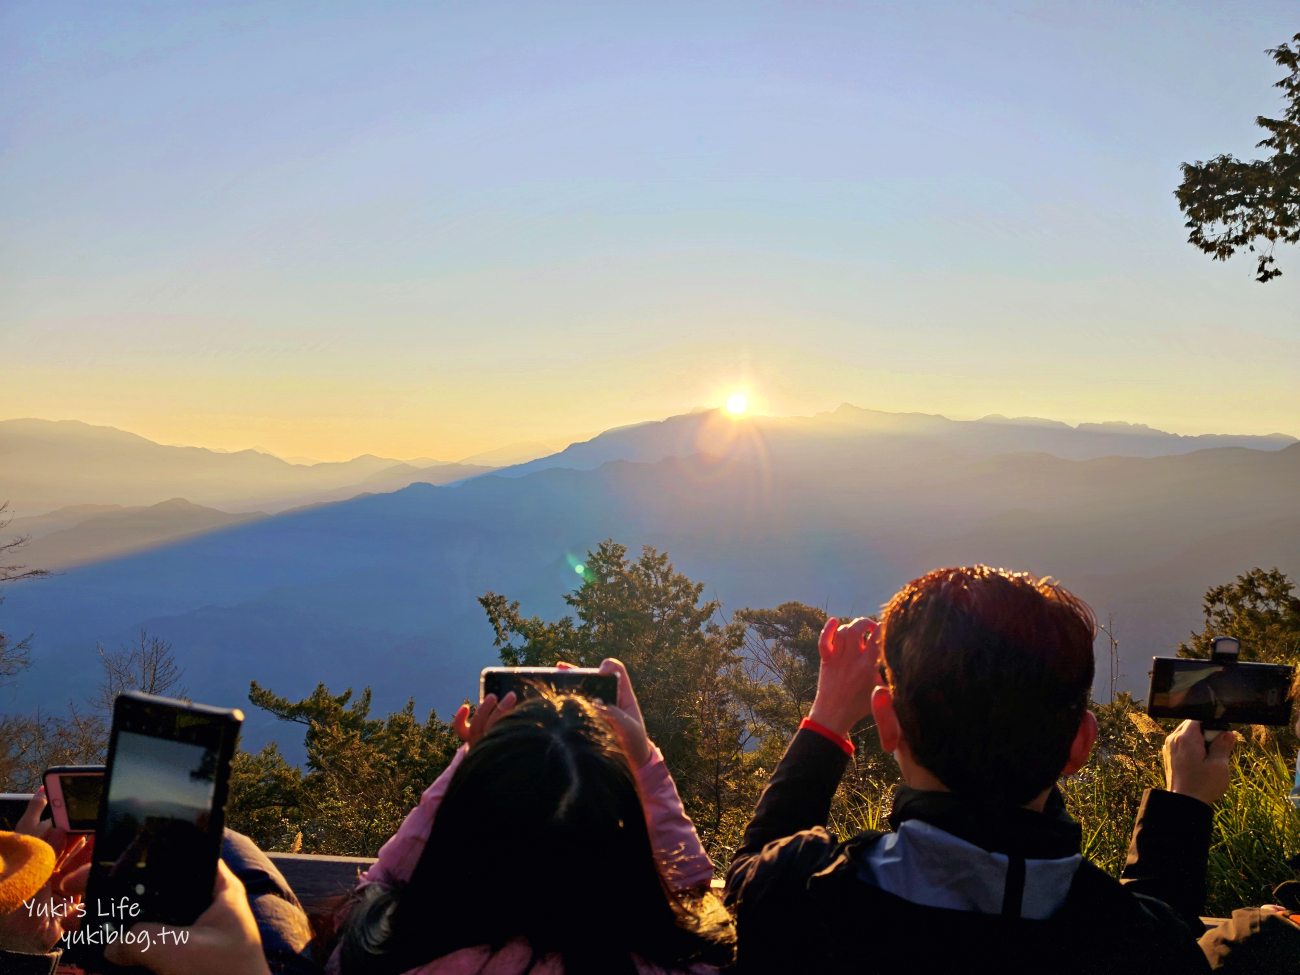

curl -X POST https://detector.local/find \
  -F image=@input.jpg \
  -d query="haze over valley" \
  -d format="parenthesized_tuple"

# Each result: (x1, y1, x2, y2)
(3, 406, 1295, 756)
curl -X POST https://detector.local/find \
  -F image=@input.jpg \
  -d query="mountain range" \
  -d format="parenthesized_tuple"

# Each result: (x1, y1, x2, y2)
(1, 408, 1296, 758)
(0, 418, 496, 515)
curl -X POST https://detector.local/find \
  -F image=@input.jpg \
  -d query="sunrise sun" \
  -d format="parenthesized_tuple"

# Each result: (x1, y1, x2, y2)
(725, 392, 748, 416)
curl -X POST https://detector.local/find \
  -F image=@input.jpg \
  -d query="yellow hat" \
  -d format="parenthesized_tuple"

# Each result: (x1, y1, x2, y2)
(0, 831, 56, 915)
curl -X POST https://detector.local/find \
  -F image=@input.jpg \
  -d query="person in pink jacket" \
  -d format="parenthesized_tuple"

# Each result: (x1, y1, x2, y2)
(330, 658, 734, 975)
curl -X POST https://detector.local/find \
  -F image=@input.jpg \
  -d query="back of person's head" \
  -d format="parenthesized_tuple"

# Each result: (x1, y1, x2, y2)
(339, 692, 732, 975)
(879, 565, 1096, 806)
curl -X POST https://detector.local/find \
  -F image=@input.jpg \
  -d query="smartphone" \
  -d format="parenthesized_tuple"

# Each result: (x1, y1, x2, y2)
(0, 793, 34, 831)
(71, 692, 242, 970)
(480, 667, 618, 705)
(1146, 656, 1294, 726)
(43, 765, 105, 834)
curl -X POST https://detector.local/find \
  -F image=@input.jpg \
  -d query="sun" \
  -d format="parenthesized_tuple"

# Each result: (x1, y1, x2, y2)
(725, 392, 748, 416)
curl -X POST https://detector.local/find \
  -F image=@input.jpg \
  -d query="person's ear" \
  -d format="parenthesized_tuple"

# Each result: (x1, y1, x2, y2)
(871, 685, 901, 754)
(1061, 709, 1098, 776)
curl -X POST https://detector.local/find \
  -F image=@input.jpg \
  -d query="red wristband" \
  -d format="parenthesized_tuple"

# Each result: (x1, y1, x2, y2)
(799, 717, 855, 757)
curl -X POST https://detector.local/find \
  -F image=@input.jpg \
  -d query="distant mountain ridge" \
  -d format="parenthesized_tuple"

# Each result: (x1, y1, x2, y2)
(496, 405, 1295, 478)
(0, 418, 493, 516)
(2, 407, 1295, 759)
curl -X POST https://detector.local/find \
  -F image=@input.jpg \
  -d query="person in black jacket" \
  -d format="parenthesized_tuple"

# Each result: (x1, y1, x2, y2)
(726, 564, 1221, 975)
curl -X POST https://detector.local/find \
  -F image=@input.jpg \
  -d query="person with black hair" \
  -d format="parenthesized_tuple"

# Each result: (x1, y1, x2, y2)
(332, 657, 734, 975)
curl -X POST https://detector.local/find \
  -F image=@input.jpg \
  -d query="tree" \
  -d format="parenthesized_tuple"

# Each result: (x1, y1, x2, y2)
(1175, 34, 1300, 282)
(0, 502, 46, 688)
(229, 682, 459, 855)
(1178, 567, 1300, 665)
(0, 706, 105, 792)
(95, 630, 188, 717)
(480, 540, 751, 849)
(224, 743, 305, 854)
(734, 602, 826, 745)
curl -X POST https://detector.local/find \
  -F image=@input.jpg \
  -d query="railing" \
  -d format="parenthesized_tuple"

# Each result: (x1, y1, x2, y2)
(267, 852, 374, 915)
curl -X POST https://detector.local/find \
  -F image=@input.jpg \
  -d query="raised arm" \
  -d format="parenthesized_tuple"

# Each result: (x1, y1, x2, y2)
(727, 617, 878, 896)
(1121, 720, 1236, 929)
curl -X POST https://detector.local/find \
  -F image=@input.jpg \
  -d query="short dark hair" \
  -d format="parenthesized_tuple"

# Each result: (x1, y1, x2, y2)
(879, 565, 1096, 806)
(339, 693, 734, 975)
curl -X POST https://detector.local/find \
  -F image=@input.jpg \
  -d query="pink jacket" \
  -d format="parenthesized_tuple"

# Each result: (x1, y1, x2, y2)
(327, 743, 718, 975)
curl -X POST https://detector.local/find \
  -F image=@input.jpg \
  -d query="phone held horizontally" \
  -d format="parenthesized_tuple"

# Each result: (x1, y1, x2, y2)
(1146, 637, 1294, 728)
(67, 691, 242, 973)
(480, 666, 618, 705)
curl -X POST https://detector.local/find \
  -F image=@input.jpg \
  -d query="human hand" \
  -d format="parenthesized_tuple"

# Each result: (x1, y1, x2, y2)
(15, 786, 93, 868)
(104, 860, 271, 975)
(0, 789, 91, 954)
(1163, 720, 1237, 807)
(808, 616, 881, 739)
(589, 657, 654, 768)
(451, 691, 518, 748)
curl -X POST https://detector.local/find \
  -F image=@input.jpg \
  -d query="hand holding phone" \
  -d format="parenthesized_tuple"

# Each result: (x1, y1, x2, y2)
(1162, 720, 1238, 807)
(587, 657, 654, 768)
(71, 691, 242, 973)
(104, 861, 272, 975)
(43, 765, 105, 835)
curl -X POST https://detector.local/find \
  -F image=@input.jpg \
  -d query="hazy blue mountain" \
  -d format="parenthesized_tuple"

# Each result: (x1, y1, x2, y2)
(2, 412, 1296, 758)
(6, 499, 267, 570)
(0, 418, 492, 516)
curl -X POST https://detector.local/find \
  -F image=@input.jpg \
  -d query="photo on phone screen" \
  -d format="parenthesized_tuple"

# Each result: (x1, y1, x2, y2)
(480, 667, 618, 705)
(1146, 657, 1294, 726)
(97, 732, 222, 895)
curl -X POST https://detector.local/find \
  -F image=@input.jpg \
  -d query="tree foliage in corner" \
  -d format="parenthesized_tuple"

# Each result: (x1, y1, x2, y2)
(1178, 567, 1300, 666)
(1175, 34, 1300, 282)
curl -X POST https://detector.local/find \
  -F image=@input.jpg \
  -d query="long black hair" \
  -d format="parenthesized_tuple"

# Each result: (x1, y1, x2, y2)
(338, 693, 734, 975)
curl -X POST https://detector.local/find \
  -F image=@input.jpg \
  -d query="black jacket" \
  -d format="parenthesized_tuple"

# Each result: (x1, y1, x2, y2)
(725, 728, 1211, 975)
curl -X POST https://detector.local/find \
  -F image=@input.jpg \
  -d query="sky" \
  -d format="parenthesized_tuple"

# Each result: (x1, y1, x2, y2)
(2, 1, 1298, 462)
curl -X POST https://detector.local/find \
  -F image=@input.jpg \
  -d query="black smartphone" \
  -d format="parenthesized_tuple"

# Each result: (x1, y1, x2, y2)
(42, 765, 105, 834)
(480, 667, 618, 705)
(70, 692, 242, 970)
(1146, 656, 1294, 726)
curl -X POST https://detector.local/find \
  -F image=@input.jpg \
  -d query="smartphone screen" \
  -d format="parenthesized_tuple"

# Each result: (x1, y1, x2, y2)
(1146, 657, 1294, 726)
(72, 692, 241, 968)
(43, 768, 105, 834)
(61, 773, 105, 832)
(480, 667, 618, 705)
(96, 731, 222, 910)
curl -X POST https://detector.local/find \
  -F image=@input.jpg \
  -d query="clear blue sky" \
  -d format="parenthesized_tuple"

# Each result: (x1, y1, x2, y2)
(2, 1, 1297, 460)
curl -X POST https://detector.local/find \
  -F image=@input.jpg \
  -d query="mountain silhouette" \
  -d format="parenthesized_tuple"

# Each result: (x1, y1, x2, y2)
(2, 410, 1295, 758)
(0, 418, 492, 516)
